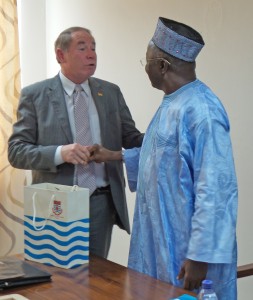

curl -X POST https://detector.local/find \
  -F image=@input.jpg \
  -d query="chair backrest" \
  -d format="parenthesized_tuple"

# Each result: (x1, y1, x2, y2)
(237, 263, 253, 278)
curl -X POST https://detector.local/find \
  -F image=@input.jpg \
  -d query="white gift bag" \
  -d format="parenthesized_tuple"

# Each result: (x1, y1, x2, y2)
(24, 183, 89, 269)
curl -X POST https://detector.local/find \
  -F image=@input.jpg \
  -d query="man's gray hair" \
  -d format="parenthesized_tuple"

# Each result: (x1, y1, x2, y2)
(54, 27, 92, 52)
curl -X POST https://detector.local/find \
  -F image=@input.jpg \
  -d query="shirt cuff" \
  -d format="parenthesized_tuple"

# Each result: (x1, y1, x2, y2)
(54, 145, 64, 166)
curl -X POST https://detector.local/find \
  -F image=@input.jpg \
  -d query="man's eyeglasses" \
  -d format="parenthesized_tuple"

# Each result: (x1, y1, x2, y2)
(140, 57, 171, 66)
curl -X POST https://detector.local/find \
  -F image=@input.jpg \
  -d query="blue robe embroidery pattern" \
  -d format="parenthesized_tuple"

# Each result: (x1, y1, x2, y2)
(125, 80, 238, 300)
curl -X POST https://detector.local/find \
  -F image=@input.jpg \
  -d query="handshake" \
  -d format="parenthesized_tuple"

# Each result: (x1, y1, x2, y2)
(88, 144, 122, 163)
(61, 143, 122, 166)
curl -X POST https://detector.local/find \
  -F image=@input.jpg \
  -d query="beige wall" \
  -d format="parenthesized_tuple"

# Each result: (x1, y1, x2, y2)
(18, 0, 253, 297)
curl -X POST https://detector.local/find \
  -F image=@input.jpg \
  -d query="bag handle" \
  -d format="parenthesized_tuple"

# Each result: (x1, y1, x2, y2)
(32, 192, 55, 231)
(71, 185, 79, 191)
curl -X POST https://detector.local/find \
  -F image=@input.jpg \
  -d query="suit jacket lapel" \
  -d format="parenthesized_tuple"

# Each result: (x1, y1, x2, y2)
(89, 77, 107, 144)
(48, 75, 73, 143)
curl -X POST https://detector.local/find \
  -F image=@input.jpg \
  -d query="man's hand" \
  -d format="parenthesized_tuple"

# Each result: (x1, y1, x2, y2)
(61, 143, 91, 165)
(88, 144, 122, 163)
(177, 259, 208, 290)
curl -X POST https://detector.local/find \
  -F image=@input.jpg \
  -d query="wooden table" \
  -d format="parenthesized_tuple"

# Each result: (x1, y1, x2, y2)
(0, 255, 196, 300)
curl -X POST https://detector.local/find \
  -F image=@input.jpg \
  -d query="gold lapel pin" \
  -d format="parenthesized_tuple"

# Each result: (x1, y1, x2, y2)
(98, 92, 103, 96)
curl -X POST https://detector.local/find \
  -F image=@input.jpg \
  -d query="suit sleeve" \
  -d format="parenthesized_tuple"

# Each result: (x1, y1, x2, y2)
(8, 87, 58, 172)
(117, 88, 144, 149)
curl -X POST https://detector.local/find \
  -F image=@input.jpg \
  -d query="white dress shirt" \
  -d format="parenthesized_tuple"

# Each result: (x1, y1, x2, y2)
(54, 72, 109, 188)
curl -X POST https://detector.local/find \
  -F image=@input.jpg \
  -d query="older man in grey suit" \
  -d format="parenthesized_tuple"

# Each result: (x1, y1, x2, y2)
(8, 27, 143, 258)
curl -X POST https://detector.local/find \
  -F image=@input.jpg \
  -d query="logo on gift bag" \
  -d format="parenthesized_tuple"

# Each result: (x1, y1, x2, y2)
(52, 200, 63, 216)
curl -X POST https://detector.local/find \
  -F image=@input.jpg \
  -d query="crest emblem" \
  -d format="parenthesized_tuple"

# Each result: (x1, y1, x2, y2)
(52, 200, 62, 216)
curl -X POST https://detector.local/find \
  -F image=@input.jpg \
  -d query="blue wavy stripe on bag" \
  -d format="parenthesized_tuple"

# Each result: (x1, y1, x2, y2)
(24, 215, 89, 226)
(24, 221, 89, 235)
(24, 240, 88, 255)
(24, 249, 89, 266)
(24, 231, 89, 245)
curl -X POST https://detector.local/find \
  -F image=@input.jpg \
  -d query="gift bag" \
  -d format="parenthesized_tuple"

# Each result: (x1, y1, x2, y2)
(24, 183, 89, 269)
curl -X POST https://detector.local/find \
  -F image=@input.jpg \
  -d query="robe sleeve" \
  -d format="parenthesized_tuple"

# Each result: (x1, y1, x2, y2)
(124, 147, 141, 192)
(187, 116, 238, 263)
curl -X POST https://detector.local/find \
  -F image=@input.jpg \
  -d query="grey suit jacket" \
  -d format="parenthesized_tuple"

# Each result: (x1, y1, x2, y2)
(8, 75, 144, 233)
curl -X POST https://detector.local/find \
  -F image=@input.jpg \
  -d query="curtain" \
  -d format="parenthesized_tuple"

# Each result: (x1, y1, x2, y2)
(0, 0, 26, 255)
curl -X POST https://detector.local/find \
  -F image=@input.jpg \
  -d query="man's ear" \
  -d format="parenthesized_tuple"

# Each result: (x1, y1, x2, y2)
(56, 48, 65, 63)
(160, 60, 170, 74)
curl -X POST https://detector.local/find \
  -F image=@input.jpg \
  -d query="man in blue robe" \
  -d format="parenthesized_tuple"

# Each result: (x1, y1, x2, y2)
(90, 17, 238, 299)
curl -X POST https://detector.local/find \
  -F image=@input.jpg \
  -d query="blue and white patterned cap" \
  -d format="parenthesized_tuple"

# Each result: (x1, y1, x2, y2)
(152, 17, 204, 62)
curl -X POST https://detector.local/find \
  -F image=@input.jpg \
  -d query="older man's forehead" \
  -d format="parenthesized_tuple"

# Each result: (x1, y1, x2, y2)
(72, 30, 95, 41)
